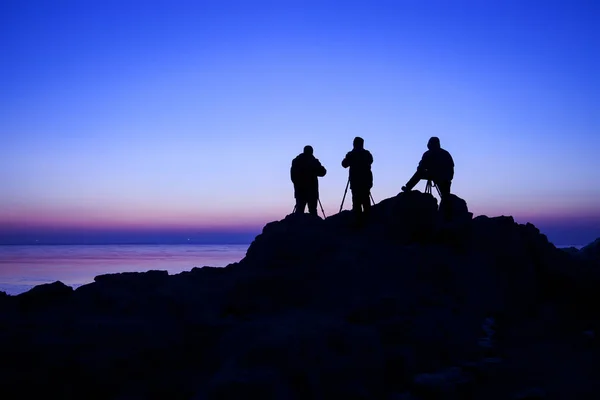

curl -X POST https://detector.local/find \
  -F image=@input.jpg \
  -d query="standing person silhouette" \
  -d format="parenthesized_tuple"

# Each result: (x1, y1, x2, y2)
(291, 145, 327, 216)
(342, 137, 373, 225)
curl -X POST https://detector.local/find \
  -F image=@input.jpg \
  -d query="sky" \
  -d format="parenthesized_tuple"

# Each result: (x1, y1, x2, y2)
(1, 0, 599, 245)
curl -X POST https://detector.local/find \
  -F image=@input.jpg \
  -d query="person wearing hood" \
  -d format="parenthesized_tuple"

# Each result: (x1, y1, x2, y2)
(291, 145, 327, 216)
(402, 136, 454, 200)
(342, 136, 374, 223)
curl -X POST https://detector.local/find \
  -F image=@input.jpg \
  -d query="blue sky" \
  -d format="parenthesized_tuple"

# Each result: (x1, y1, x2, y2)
(1, 0, 599, 245)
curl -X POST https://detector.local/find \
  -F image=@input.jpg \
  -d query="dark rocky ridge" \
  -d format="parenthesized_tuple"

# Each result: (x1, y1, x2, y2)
(1, 191, 599, 399)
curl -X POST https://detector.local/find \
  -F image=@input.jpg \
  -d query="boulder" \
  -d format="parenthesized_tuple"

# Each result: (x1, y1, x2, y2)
(580, 238, 600, 263)
(15, 281, 73, 311)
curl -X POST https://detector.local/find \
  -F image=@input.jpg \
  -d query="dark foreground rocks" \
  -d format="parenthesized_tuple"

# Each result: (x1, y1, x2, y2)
(1, 191, 599, 399)
(563, 238, 600, 264)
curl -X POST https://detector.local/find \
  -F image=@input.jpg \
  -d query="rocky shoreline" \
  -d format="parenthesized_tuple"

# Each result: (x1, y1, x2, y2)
(1, 191, 598, 399)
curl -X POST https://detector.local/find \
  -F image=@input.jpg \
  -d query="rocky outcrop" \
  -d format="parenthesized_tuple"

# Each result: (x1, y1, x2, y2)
(580, 238, 600, 263)
(559, 239, 600, 265)
(0, 190, 598, 399)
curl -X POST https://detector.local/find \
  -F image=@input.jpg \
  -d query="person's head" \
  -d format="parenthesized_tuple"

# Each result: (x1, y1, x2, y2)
(303, 145, 313, 155)
(427, 136, 441, 150)
(353, 136, 364, 150)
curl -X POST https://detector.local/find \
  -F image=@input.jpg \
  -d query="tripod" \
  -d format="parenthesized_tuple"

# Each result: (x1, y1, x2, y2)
(339, 178, 375, 213)
(424, 180, 442, 197)
(293, 198, 327, 218)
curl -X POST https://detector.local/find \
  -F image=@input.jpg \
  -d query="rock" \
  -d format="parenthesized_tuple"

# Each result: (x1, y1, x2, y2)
(440, 193, 473, 221)
(0, 291, 8, 308)
(93, 269, 169, 284)
(206, 312, 387, 398)
(200, 367, 291, 400)
(389, 392, 417, 400)
(412, 366, 473, 397)
(243, 213, 336, 268)
(560, 246, 580, 256)
(15, 281, 73, 311)
(513, 387, 546, 399)
(438, 194, 473, 247)
(1, 193, 599, 398)
(383, 191, 439, 243)
(580, 238, 600, 263)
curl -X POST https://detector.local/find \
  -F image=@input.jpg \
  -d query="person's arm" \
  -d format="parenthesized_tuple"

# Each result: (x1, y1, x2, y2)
(341, 152, 351, 168)
(290, 160, 297, 184)
(367, 151, 373, 166)
(417, 151, 429, 173)
(446, 151, 455, 180)
(315, 159, 327, 177)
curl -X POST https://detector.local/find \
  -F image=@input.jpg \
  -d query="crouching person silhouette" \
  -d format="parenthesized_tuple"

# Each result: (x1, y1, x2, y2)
(342, 137, 373, 225)
(291, 145, 327, 216)
(402, 136, 454, 217)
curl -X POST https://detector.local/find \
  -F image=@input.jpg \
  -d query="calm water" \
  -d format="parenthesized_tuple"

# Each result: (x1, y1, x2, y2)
(0, 244, 249, 295)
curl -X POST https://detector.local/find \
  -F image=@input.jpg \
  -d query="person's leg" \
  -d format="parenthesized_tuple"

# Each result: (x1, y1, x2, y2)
(295, 196, 307, 214)
(403, 170, 426, 191)
(436, 180, 452, 220)
(437, 180, 451, 198)
(351, 190, 364, 225)
(351, 191, 361, 214)
(362, 191, 371, 217)
(307, 198, 318, 216)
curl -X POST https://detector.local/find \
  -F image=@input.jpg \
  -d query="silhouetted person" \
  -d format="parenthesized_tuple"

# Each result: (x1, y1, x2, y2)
(402, 136, 454, 213)
(291, 145, 327, 216)
(342, 137, 373, 224)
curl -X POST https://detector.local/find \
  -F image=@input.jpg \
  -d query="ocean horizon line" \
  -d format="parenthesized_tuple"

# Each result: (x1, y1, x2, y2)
(0, 242, 587, 249)
(0, 242, 253, 246)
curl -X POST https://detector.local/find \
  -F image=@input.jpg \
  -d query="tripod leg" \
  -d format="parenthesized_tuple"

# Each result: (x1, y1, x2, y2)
(370, 193, 375, 205)
(339, 178, 350, 213)
(318, 198, 326, 219)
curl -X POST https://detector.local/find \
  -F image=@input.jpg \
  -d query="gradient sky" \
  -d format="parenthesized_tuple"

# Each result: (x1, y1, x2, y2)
(1, 0, 599, 245)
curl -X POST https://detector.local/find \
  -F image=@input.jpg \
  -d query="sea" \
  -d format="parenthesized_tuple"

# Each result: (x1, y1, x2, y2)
(0, 244, 249, 296)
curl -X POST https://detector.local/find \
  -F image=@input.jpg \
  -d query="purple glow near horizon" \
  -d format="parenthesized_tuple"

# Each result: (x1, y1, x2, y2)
(1, 0, 599, 245)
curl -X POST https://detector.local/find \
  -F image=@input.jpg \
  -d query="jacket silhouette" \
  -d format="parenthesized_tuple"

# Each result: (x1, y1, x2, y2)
(402, 136, 454, 201)
(291, 145, 327, 216)
(342, 137, 373, 221)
